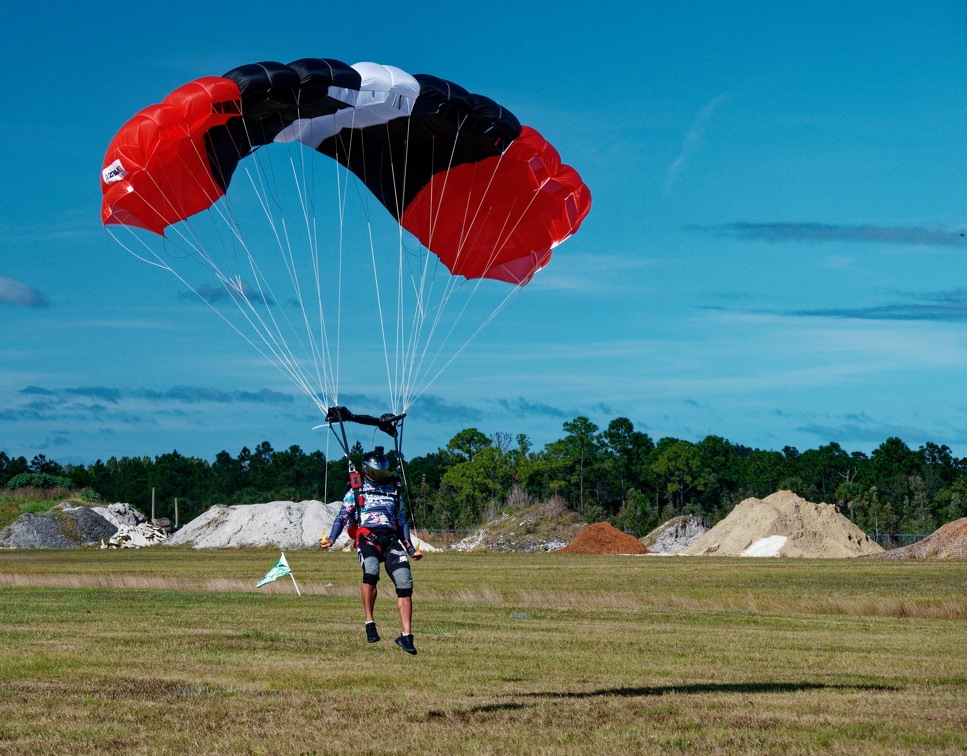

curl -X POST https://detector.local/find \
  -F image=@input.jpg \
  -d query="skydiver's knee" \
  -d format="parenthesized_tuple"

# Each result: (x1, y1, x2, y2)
(361, 556, 381, 584)
(389, 564, 413, 594)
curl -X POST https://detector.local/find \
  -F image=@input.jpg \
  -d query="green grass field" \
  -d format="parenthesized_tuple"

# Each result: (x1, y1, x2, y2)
(0, 548, 965, 754)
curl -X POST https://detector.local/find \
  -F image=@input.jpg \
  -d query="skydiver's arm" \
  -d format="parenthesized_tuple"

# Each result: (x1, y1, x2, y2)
(396, 495, 418, 556)
(323, 497, 355, 544)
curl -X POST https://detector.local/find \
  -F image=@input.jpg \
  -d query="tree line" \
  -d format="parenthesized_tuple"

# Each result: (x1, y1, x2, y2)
(2, 416, 965, 536)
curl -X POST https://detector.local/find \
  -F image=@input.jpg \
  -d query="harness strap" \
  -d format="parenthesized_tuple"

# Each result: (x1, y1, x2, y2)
(354, 525, 371, 550)
(347, 470, 365, 541)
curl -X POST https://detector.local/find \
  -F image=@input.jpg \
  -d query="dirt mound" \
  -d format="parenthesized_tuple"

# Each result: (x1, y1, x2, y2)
(642, 515, 710, 554)
(558, 521, 648, 554)
(451, 500, 586, 552)
(868, 517, 967, 559)
(679, 490, 883, 558)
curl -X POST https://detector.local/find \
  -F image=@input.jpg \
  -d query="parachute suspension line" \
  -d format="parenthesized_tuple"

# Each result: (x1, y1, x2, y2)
(363, 118, 407, 416)
(268, 121, 329, 398)
(104, 227, 174, 270)
(403, 273, 524, 410)
(411, 281, 524, 404)
(390, 114, 429, 414)
(295, 117, 341, 412)
(396, 131, 453, 410)
(106, 223, 329, 418)
(236, 129, 338, 407)
(409, 185, 537, 400)
(281, 154, 338, 402)
(400, 115, 498, 410)
(393, 117, 413, 414)
(228, 158, 332, 408)
(285, 98, 340, 410)
(405, 138, 550, 400)
(163, 130, 314, 382)
(367, 200, 398, 413)
(332, 136, 348, 409)
(185, 122, 318, 414)
(446, 148, 519, 278)
(150, 125, 332, 414)
(332, 117, 367, 410)
(339, 118, 399, 415)
(398, 118, 463, 409)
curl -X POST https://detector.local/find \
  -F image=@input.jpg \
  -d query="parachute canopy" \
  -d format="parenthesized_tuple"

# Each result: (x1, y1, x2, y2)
(101, 58, 591, 285)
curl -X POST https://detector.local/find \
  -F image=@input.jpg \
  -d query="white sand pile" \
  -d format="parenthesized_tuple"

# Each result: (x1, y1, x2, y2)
(167, 501, 341, 549)
(167, 500, 439, 551)
(679, 490, 883, 558)
(740, 534, 787, 557)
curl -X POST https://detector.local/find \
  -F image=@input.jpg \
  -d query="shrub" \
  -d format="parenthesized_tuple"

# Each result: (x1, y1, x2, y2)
(6, 472, 74, 489)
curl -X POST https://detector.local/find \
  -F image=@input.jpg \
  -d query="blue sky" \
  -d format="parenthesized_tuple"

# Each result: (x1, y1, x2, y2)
(2, 1, 966, 465)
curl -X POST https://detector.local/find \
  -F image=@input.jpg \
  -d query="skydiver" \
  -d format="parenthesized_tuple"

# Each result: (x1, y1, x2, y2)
(320, 447, 423, 654)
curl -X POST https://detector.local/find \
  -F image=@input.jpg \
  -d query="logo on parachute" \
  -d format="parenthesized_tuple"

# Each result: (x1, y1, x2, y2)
(101, 159, 127, 184)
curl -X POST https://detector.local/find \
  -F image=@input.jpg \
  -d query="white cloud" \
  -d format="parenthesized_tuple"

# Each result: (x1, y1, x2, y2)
(0, 276, 48, 308)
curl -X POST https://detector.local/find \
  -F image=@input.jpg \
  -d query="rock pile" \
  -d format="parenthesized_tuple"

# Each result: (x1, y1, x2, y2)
(868, 517, 967, 559)
(91, 502, 145, 529)
(0, 503, 121, 549)
(557, 521, 648, 554)
(101, 522, 169, 549)
(642, 515, 710, 554)
(679, 490, 883, 558)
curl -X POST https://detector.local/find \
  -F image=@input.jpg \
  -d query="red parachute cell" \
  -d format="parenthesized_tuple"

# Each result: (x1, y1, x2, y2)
(402, 126, 591, 283)
(101, 77, 241, 234)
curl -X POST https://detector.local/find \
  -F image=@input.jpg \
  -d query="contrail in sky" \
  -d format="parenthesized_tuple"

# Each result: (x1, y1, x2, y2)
(665, 94, 729, 190)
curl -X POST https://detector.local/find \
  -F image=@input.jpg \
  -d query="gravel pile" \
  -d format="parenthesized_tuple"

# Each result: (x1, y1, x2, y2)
(0, 503, 122, 549)
(867, 517, 967, 559)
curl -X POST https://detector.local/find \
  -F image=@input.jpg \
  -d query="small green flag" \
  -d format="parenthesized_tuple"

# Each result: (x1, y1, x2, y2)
(257, 552, 292, 588)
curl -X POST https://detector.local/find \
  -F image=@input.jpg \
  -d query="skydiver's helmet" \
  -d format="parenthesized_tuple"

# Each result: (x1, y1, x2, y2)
(362, 447, 393, 484)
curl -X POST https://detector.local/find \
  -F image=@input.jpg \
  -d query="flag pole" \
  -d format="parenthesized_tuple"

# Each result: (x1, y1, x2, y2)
(282, 551, 302, 596)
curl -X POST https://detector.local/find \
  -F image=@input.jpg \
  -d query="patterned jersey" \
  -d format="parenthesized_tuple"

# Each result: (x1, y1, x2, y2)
(327, 478, 415, 554)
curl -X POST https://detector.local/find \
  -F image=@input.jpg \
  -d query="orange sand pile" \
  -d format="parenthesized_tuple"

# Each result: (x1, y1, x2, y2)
(868, 517, 967, 559)
(558, 521, 648, 554)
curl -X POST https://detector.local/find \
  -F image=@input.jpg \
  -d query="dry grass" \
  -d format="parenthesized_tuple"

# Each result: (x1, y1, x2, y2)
(0, 549, 964, 753)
